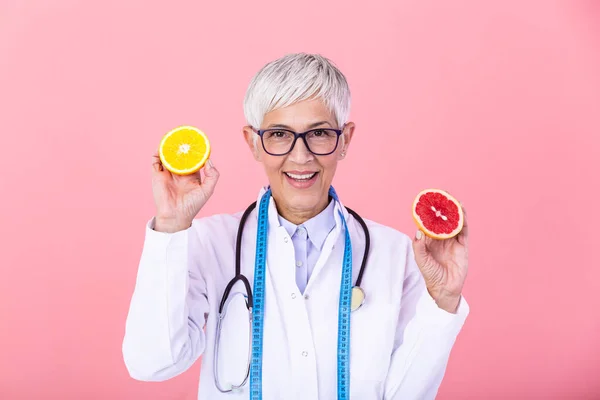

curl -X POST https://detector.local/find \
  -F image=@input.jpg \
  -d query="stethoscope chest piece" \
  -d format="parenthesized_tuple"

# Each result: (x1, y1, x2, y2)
(350, 286, 365, 311)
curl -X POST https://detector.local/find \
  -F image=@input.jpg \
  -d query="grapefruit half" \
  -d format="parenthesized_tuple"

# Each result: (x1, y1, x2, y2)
(412, 189, 464, 239)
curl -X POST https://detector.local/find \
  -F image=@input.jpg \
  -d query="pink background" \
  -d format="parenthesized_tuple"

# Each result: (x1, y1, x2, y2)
(1, 0, 599, 399)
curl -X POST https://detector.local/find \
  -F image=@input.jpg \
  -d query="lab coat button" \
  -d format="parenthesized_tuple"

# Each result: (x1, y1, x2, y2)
(304, 294, 309, 300)
(291, 293, 296, 299)
(302, 351, 308, 357)
(284, 237, 289, 243)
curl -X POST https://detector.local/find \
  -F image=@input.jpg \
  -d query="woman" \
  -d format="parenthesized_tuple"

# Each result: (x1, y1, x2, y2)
(122, 53, 470, 400)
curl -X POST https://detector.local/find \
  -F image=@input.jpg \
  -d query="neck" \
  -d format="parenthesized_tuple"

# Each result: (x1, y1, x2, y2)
(274, 194, 331, 225)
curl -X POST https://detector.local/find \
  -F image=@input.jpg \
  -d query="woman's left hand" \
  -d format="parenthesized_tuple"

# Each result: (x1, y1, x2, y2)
(412, 204, 469, 313)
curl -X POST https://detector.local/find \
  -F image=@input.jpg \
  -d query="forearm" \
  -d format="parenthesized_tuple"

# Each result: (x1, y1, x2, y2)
(384, 291, 469, 399)
(122, 218, 208, 381)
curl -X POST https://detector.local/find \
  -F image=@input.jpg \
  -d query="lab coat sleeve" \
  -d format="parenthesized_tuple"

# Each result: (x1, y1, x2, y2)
(383, 237, 470, 400)
(122, 217, 210, 381)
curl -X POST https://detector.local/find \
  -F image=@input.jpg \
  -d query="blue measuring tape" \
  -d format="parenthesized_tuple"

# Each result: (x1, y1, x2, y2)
(249, 187, 353, 400)
(331, 186, 353, 399)
(249, 188, 271, 399)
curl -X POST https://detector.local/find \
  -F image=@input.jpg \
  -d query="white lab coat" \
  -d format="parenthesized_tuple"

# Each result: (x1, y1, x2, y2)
(122, 187, 469, 399)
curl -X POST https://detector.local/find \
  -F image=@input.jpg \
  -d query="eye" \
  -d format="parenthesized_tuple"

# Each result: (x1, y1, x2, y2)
(312, 129, 326, 137)
(265, 130, 290, 139)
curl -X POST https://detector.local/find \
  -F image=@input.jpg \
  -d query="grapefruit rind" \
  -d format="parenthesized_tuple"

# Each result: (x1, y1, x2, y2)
(159, 125, 211, 175)
(412, 188, 464, 240)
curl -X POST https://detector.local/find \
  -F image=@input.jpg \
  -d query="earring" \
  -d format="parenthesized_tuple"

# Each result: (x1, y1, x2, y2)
(341, 151, 346, 157)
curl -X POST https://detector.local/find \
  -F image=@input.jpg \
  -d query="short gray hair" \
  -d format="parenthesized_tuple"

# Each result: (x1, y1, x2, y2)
(243, 53, 351, 130)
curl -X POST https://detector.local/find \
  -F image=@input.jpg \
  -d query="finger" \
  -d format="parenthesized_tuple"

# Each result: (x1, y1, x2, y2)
(152, 153, 177, 182)
(152, 152, 165, 173)
(412, 230, 431, 267)
(200, 158, 220, 193)
(457, 206, 469, 245)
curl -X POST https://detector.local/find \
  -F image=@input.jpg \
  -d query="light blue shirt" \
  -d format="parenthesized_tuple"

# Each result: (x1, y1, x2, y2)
(278, 199, 337, 293)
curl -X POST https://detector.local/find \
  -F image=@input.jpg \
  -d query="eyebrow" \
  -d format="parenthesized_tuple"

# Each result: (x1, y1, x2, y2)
(266, 121, 333, 129)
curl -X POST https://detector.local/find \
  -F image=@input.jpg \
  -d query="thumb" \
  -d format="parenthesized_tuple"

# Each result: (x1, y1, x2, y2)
(412, 230, 430, 267)
(202, 159, 220, 189)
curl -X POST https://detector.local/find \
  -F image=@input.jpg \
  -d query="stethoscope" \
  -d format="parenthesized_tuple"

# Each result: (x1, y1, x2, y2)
(213, 195, 371, 394)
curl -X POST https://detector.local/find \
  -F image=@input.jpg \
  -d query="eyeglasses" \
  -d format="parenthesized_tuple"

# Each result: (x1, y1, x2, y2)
(254, 127, 343, 156)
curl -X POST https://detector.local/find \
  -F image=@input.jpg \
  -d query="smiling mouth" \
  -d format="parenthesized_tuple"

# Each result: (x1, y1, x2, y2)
(284, 172, 318, 181)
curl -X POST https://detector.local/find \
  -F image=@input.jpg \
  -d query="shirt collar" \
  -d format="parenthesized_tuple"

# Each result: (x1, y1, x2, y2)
(278, 199, 336, 250)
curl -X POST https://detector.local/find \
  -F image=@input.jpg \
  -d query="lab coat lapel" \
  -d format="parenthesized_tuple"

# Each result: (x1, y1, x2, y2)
(303, 198, 348, 294)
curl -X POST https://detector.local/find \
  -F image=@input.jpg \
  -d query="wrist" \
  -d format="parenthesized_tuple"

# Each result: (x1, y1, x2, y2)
(427, 287, 461, 314)
(154, 215, 192, 233)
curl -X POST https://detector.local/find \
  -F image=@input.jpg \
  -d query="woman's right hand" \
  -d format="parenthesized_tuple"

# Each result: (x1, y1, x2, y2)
(151, 152, 220, 233)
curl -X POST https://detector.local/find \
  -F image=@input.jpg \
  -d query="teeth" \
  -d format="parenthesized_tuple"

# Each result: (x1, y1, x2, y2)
(286, 172, 316, 180)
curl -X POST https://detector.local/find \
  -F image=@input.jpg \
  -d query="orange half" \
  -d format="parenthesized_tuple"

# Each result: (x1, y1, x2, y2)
(159, 126, 211, 175)
(412, 189, 464, 239)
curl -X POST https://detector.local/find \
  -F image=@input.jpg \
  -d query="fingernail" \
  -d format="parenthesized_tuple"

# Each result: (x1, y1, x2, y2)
(416, 230, 423, 240)
(207, 159, 214, 168)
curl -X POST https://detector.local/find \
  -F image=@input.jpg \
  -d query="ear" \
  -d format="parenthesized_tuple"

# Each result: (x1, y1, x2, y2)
(338, 122, 355, 160)
(243, 126, 261, 161)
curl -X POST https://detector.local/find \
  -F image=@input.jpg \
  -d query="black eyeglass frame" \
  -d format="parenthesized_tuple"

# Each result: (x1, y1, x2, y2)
(253, 127, 344, 156)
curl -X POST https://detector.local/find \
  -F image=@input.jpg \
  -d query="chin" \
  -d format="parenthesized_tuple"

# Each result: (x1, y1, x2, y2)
(292, 193, 322, 209)
(280, 184, 325, 210)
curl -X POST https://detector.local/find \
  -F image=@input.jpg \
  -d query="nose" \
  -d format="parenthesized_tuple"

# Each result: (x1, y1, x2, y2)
(288, 136, 314, 163)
